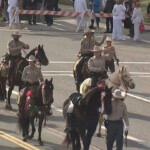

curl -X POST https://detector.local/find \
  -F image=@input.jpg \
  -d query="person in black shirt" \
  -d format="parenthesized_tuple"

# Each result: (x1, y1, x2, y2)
(44, 0, 55, 26)
(26, 0, 38, 25)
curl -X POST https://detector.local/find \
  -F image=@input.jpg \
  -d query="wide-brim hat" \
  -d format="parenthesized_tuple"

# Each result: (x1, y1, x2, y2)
(84, 28, 95, 34)
(27, 55, 36, 62)
(112, 89, 126, 99)
(91, 45, 103, 53)
(11, 31, 22, 37)
(106, 37, 114, 44)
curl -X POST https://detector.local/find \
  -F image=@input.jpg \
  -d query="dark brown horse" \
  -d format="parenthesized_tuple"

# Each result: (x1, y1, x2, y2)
(18, 78, 54, 145)
(62, 86, 112, 150)
(4, 45, 49, 109)
(73, 57, 90, 92)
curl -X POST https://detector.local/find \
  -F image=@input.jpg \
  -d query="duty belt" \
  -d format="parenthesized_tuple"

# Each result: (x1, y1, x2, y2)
(107, 120, 123, 123)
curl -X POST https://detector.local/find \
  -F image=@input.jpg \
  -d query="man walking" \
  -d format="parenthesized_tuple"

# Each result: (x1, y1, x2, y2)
(106, 89, 129, 150)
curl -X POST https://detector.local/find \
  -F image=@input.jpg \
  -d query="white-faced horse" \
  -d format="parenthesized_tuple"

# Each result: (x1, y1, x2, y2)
(80, 66, 135, 136)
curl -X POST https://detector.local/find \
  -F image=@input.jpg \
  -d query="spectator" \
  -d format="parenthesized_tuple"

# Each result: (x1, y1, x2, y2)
(54, 0, 60, 11)
(112, 0, 126, 40)
(147, 2, 150, 14)
(131, 2, 143, 41)
(89, 0, 101, 29)
(104, 0, 115, 33)
(7, 0, 19, 28)
(44, 0, 55, 26)
(1, 0, 8, 22)
(74, 0, 88, 31)
(26, 0, 38, 25)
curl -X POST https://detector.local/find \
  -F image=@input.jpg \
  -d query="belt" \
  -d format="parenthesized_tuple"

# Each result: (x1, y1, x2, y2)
(28, 81, 39, 87)
(107, 120, 123, 123)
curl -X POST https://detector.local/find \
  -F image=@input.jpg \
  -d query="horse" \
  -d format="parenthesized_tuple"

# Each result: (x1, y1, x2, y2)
(62, 86, 112, 150)
(80, 66, 135, 137)
(3, 45, 49, 110)
(18, 78, 54, 145)
(73, 57, 90, 92)
(0, 61, 8, 101)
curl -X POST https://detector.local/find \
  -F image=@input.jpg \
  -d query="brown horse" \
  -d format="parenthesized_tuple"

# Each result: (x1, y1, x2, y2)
(3, 45, 49, 109)
(73, 57, 90, 92)
(62, 86, 112, 150)
(18, 78, 54, 145)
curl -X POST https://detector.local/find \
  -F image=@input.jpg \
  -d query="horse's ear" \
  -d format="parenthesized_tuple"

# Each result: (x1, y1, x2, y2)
(50, 78, 53, 82)
(41, 45, 43, 48)
(45, 79, 48, 84)
(119, 66, 124, 73)
(38, 45, 41, 49)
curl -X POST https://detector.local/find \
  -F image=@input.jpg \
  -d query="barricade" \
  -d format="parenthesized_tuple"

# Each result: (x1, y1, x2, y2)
(15, 10, 150, 19)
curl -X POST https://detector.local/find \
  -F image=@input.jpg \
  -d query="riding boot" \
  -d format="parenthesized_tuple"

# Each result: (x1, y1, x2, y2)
(7, 67, 13, 86)
(64, 113, 73, 132)
(89, 19, 96, 29)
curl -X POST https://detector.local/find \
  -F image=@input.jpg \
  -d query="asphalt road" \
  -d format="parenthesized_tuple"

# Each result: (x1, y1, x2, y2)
(0, 17, 150, 150)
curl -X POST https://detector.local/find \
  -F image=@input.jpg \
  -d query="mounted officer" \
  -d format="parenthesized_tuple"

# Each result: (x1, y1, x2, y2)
(7, 31, 30, 85)
(18, 55, 52, 116)
(88, 45, 109, 89)
(75, 28, 106, 86)
(102, 37, 119, 73)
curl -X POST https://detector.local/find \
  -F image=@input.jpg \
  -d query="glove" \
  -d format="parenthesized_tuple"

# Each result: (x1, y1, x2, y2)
(116, 58, 119, 66)
(124, 126, 129, 136)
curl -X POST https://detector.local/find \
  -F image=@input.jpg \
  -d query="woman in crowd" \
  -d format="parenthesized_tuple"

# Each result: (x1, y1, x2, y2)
(131, 2, 143, 41)
(112, 0, 126, 41)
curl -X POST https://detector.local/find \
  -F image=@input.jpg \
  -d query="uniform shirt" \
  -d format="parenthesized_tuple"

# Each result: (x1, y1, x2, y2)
(7, 40, 29, 56)
(88, 55, 107, 72)
(107, 99, 129, 126)
(22, 66, 44, 83)
(102, 46, 117, 61)
(80, 37, 104, 55)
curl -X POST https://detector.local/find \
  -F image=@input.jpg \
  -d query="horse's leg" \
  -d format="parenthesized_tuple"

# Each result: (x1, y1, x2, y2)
(69, 130, 77, 150)
(38, 116, 44, 145)
(85, 121, 98, 150)
(22, 117, 29, 142)
(80, 130, 87, 150)
(29, 118, 36, 139)
(75, 131, 81, 150)
(5, 85, 14, 109)
(97, 114, 104, 137)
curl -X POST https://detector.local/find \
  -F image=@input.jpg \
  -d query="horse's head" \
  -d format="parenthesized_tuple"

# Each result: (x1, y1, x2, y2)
(119, 66, 135, 90)
(35, 45, 49, 66)
(43, 78, 54, 104)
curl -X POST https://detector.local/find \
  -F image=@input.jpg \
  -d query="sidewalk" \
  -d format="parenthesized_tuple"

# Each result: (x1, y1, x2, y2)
(0, 4, 150, 42)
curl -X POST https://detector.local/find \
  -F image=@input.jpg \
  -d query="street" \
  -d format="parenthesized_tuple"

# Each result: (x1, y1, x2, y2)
(0, 15, 150, 150)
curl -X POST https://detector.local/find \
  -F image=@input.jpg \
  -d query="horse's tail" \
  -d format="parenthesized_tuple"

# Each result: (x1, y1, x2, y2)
(62, 133, 71, 148)
(17, 115, 29, 132)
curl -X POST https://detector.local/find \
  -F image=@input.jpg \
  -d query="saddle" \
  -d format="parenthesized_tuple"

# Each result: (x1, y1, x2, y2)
(69, 93, 82, 105)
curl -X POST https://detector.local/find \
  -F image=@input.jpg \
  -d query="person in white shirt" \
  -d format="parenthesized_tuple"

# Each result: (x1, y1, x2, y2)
(112, 0, 126, 40)
(7, 0, 19, 28)
(74, 0, 88, 31)
(131, 2, 143, 41)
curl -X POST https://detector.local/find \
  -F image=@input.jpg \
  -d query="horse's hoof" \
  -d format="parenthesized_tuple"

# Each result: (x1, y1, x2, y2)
(29, 135, 33, 139)
(39, 141, 43, 146)
(23, 138, 27, 142)
(5, 104, 13, 110)
(97, 133, 101, 137)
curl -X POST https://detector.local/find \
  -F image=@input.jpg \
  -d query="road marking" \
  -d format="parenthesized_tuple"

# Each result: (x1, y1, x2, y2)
(42, 71, 72, 73)
(49, 61, 150, 64)
(51, 26, 66, 31)
(43, 73, 73, 77)
(0, 131, 39, 150)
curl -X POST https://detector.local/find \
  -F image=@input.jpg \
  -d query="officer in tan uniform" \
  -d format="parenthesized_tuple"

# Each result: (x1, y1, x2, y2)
(7, 31, 29, 85)
(102, 37, 119, 73)
(76, 28, 107, 86)
(19, 55, 45, 115)
(106, 89, 129, 150)
(88, 45, 109, 88)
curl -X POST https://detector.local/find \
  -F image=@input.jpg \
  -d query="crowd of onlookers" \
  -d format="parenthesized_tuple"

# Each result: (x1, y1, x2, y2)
(0, 0, 60, 28)
(0, 0, 149, 41)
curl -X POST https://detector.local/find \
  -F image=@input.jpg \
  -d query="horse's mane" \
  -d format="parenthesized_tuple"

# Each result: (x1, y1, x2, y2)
(25, 48, 36, 59)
